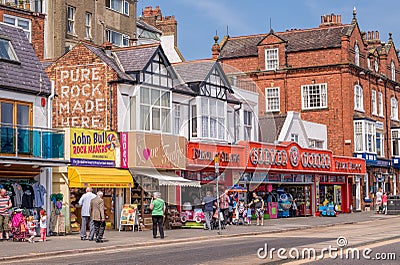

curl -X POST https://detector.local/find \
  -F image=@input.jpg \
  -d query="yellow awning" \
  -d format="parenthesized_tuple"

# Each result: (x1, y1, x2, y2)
(68, 166, 133, 188)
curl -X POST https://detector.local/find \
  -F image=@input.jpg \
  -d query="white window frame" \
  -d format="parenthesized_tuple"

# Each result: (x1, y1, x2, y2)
(3, 14, 31, 42)
(392, 130, 400, 157)
(243, 110, 252, 141)
(265, 48, 278, 70)
(139, 86, 171, 133)
(290, 133, 299, 143)
(106, 0, 129, 15)
(354, 85, 364, 111)
(67, 5, 76, 35)
(309, 139, 324, 149)
(85, 12, 92, 39)
(105, 29, 129, 47)
(354, 44, 360, 66)
(265, 87, 280, 112)
(391, 97, 398, 121)
(301, 83, 327, 110)
(378, 92, 384, 117)
(371, 90, 377, 115)
(376, 130, 384, 157)
(354, 120, 376, 153)
(391, 61, 396, 82)
(173, 104, 181, 135)
(0, 38, 18, 61)
(196, 97, 226, 140)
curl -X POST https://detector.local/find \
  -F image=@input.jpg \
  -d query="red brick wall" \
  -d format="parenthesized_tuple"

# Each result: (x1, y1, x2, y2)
(0, 7, 45, 60)
(45, 43, 119, 130)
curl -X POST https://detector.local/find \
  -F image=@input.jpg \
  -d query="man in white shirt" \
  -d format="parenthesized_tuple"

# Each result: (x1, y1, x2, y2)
(78, 187, 96, 240)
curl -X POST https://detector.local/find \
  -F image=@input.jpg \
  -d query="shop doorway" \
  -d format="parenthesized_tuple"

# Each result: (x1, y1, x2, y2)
(320, 185, 343, 212)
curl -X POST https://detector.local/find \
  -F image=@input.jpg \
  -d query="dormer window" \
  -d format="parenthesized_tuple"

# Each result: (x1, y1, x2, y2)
(265, 48, 278, 70)
(354, 44, 360, 66)
(0, 38, 18, 61)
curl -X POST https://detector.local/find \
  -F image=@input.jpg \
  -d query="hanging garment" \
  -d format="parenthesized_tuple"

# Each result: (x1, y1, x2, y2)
(21, 184, 34, 209)
(32, 183, 47, 208)
(12, 183, 24, 208)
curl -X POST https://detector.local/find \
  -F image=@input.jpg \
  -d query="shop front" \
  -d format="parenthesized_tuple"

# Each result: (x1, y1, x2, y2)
(185, 142, 246, 205)
(239, 141, 366, 216)
(52, 128, 132, 234)
(120, 132, 200, 228)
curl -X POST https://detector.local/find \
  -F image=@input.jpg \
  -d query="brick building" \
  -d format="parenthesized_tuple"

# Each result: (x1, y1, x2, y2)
(217, 10, 400, 210)
(0, 2, 45, 60)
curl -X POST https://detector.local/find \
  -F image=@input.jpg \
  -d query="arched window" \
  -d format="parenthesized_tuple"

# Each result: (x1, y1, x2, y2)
(391, 97, 398, 120)
(354, 44, 360, 66)
(354, 85, 363, 111)
(391, 61, 396, 81)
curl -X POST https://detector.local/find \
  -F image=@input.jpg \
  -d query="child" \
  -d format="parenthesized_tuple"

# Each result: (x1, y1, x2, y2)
(246, 207, 252, 225)
(26, 216, 37, 243)
(39, 210, 47, 242)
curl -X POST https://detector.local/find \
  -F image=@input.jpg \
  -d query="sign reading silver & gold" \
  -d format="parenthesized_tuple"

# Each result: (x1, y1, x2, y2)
(249, 148, 288, 166)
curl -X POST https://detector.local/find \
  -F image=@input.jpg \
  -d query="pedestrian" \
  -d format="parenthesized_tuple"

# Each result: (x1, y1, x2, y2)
(292, 199, 298, 217)
(150, 191, 165, 239)
(219, 190, 230, 226)
(39, 209, 47, 241)
(228, 193, 235, 225)
(78, 187, 96, 240)
(375, 188, 383, 214)
(90, 191, 105, 243)
(0, 188, 12, 240)
(201, 191, 215, 230)
(26, 216, 37, 243)
(382, 192, 388, 215)
(248, 192, 264, 226)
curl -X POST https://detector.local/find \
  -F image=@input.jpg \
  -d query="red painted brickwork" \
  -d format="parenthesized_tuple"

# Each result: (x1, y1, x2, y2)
(45, 43, 119, 130)
(0, 6, 45, 60)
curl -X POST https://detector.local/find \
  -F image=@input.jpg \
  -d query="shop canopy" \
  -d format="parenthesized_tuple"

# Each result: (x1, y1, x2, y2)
(68, 166, 133, 188)
(226, 184, 247, 193)
(131, 170, 201, 188)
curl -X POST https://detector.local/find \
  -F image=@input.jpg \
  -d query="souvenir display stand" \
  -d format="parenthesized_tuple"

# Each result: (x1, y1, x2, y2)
(119, 204, 138, 232)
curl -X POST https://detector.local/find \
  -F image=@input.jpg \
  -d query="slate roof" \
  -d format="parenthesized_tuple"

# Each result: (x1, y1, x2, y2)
(114, 44, 159, 72)
(83, 43, 133, 81)
(137, 19, 162, 34)
(173, 60, 216, 83)
(0, 23, 51, 95)
(220, 25, 355, 59)
(258, 114, 287, 143)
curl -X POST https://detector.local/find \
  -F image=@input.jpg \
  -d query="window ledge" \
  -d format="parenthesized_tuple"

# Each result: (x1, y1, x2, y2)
(105, 7, 129, 17)
(354, 108, 365, 113)
(301, 107, 329, 112)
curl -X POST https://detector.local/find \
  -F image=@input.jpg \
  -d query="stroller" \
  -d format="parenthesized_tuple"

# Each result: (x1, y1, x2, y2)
(10, 209, 28, 241)
(233, 201, 247, 225)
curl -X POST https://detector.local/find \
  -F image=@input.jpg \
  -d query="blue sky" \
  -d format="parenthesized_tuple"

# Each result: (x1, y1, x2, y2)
(137, 0, 400, 61)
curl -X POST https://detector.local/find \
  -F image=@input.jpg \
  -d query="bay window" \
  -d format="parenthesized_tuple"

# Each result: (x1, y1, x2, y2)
(139, 87, 171, 133)
(192, 97, 226, 140)
(354, 120, 376, 153)
(392, 130, 400, 157)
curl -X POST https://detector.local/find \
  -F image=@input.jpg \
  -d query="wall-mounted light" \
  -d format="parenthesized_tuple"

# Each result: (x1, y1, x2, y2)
(3, 164, 11, 167)
(359, 71, 365, 76)
(311, 80, 315, 84)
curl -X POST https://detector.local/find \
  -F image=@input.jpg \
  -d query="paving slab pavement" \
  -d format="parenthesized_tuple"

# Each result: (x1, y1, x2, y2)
(0, 211, 398, 261)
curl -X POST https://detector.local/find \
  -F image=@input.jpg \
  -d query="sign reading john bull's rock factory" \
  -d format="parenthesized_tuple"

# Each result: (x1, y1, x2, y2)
(55, 64, 108, 129)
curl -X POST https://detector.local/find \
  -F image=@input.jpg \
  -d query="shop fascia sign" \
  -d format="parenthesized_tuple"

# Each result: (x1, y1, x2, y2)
(249, 144, 331, 169)
(70, 128, 117, 167)
(192, 148, 240, 163)
(335, 161, 363, 172)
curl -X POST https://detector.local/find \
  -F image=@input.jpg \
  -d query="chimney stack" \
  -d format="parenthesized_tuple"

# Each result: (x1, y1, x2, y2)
(319, 13, 343, 27)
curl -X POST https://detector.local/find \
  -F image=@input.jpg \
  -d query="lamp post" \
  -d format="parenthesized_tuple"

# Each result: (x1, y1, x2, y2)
(214, 154, 222, 235)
